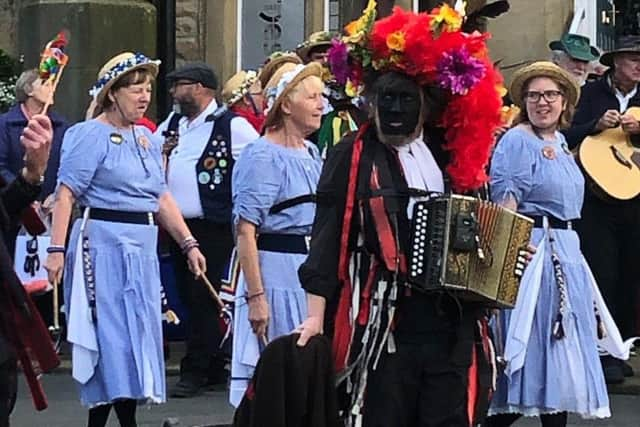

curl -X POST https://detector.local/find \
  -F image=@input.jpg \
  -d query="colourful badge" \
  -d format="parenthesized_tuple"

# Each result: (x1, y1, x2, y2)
(198, 172, 211, 184)
(203, 157, 217, 170)
(219, 159, 228, 168)
(109, 133, 123, 145)
(138, 135, 150, 149)
(542, 146, 556, 160)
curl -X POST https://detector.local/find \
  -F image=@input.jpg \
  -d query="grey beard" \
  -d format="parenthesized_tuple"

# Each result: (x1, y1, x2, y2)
(374, 121, 423, 147)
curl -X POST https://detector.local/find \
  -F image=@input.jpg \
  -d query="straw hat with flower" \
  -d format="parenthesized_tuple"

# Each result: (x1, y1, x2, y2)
(258, 52, 303, 89)
(89, 52, 160, 106)
(509, 61, 580, 108)
(222, 70, 260, 107)
(263, 62, 324, 130)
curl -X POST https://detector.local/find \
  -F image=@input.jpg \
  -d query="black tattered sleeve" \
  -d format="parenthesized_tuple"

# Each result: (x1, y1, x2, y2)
(298, 137, 355, 302)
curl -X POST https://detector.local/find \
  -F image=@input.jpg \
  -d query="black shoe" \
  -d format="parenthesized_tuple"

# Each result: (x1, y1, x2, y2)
(170, 377, 206, 398)
(205, 369, 229, 391)
(622, 361, 635, 377)
(162, 418, 181, 427)
(601, 357, 625, 385)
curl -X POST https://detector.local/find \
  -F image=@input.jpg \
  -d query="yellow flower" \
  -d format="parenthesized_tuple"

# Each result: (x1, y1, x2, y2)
(430, 4, 463, 32)
(345, 79, 360, 98)
(496, 84, 507, 98)
(386, 31, 405, 52)
(344, 0, 377, 37)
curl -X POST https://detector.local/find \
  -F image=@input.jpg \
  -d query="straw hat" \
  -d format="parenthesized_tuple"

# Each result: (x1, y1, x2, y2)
(296, 31, 334, 62)
(263, 62, 324, 129)
(89, 52, 160, 106)
(509, 61, 580, 107)
(222, 70, 259, 106)
(258, 52, 302, 89)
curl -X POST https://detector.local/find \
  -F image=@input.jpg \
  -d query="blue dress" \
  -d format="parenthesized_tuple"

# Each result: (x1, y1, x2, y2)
(229, 137, 321, 406)
(488, 126, 611, 418)
(59, 119, 167, 407)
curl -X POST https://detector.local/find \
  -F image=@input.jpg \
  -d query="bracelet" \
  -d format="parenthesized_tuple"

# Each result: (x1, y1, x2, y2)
(179, 236, 197, 250)
(247, 290, 264, 301)
(46, 245, 66, 254)
(181, 241, 200, 255)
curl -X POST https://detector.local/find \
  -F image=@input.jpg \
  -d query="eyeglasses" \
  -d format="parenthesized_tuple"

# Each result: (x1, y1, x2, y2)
(523, 90, 563, 103)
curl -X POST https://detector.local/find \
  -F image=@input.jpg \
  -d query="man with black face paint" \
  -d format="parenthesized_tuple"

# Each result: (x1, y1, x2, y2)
(296, 70, 485, 427)
(155, 62, 259, 397)
(291, 3, 506, 426)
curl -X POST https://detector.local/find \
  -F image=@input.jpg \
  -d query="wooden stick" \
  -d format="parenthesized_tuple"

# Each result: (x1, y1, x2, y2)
(200, 274, 225, 311)
(52, 278, 59, 330)
(40, 65, 67, 115)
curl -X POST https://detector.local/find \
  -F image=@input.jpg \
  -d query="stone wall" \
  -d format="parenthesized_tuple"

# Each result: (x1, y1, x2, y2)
(176, 0, 206, 63)
(0, 0, 17, 54)
(487, 0, 573, 82)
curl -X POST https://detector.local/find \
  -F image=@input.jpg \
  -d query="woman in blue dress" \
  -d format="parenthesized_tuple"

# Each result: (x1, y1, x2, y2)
(486, 62, 629, 426)
(45, 53, 206, 427)
(229, 63, 324, 406)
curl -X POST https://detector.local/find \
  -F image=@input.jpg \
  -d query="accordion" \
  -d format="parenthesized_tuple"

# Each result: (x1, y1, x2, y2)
(407, 195, 533, 308)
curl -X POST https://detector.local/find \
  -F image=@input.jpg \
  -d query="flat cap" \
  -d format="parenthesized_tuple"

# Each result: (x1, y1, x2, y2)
(166, 62, 218, 90)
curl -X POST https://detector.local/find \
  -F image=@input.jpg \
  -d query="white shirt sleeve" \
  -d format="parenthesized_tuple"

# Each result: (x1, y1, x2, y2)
(230, 117, 260, 160)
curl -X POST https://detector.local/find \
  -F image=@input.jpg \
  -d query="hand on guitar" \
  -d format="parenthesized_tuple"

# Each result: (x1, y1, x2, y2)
(595, 110, 621, 131)
(621, 113, 640, 134)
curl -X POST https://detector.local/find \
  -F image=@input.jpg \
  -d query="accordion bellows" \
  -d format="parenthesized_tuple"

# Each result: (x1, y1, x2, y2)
(408, 195, 533, 308)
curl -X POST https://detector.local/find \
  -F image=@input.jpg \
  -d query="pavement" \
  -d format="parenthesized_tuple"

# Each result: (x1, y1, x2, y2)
(9, 343, 639, 426)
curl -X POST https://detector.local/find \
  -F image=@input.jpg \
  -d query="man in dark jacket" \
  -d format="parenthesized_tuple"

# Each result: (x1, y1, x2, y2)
(564, 38, 640, 384)
(0, 113, 56, 426)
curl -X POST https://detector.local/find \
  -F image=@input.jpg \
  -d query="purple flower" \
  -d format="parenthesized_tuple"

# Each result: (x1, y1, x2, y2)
(436, 48, 486, 95)
(328, 39, 351, 84)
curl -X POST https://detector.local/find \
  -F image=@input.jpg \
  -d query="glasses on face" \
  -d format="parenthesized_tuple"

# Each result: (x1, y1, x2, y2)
(523, 90, 563, 103)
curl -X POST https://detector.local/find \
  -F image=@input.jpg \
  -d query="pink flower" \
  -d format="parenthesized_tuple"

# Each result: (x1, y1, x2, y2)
(436, 48, 486, 95)
(328, 39, 351, 84)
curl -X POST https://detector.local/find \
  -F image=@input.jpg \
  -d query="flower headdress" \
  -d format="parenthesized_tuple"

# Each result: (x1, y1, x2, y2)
(89, 52, 160, 104)
(328, 0, 504, 192)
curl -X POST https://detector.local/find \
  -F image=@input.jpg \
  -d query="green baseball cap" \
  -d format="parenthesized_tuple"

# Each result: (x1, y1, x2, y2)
(549, 33, 600, 62)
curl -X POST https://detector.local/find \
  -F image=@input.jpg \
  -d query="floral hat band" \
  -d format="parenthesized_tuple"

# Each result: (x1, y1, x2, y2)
(222, 70, 259, 106)
(265, 64, 306, 114)
(89, 52, 160, 101)
(326, 0, 505, 193)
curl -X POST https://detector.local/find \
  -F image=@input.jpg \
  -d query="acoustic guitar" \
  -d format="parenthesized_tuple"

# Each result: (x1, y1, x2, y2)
(578, 107, 640, 200)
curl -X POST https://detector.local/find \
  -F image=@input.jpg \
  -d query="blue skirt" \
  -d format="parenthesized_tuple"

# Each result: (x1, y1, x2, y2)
(64, 218, 165, 407)
(489, 228, 609, 418)
(229, 250, 308, 407)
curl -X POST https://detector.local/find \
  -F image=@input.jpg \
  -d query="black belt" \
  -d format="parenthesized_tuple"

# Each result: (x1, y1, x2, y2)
(257, 233, 310, 254)
(88, 208, 155, 225)
(269, 194, 316, 214)
(532, 216, 573, 230)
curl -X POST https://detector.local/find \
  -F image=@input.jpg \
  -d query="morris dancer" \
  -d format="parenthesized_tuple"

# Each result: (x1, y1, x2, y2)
(487, 61, 631, 427)
(45, 52, 206, 427)
(296, 3, 506, 426)
(230, 62, 324, 406)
